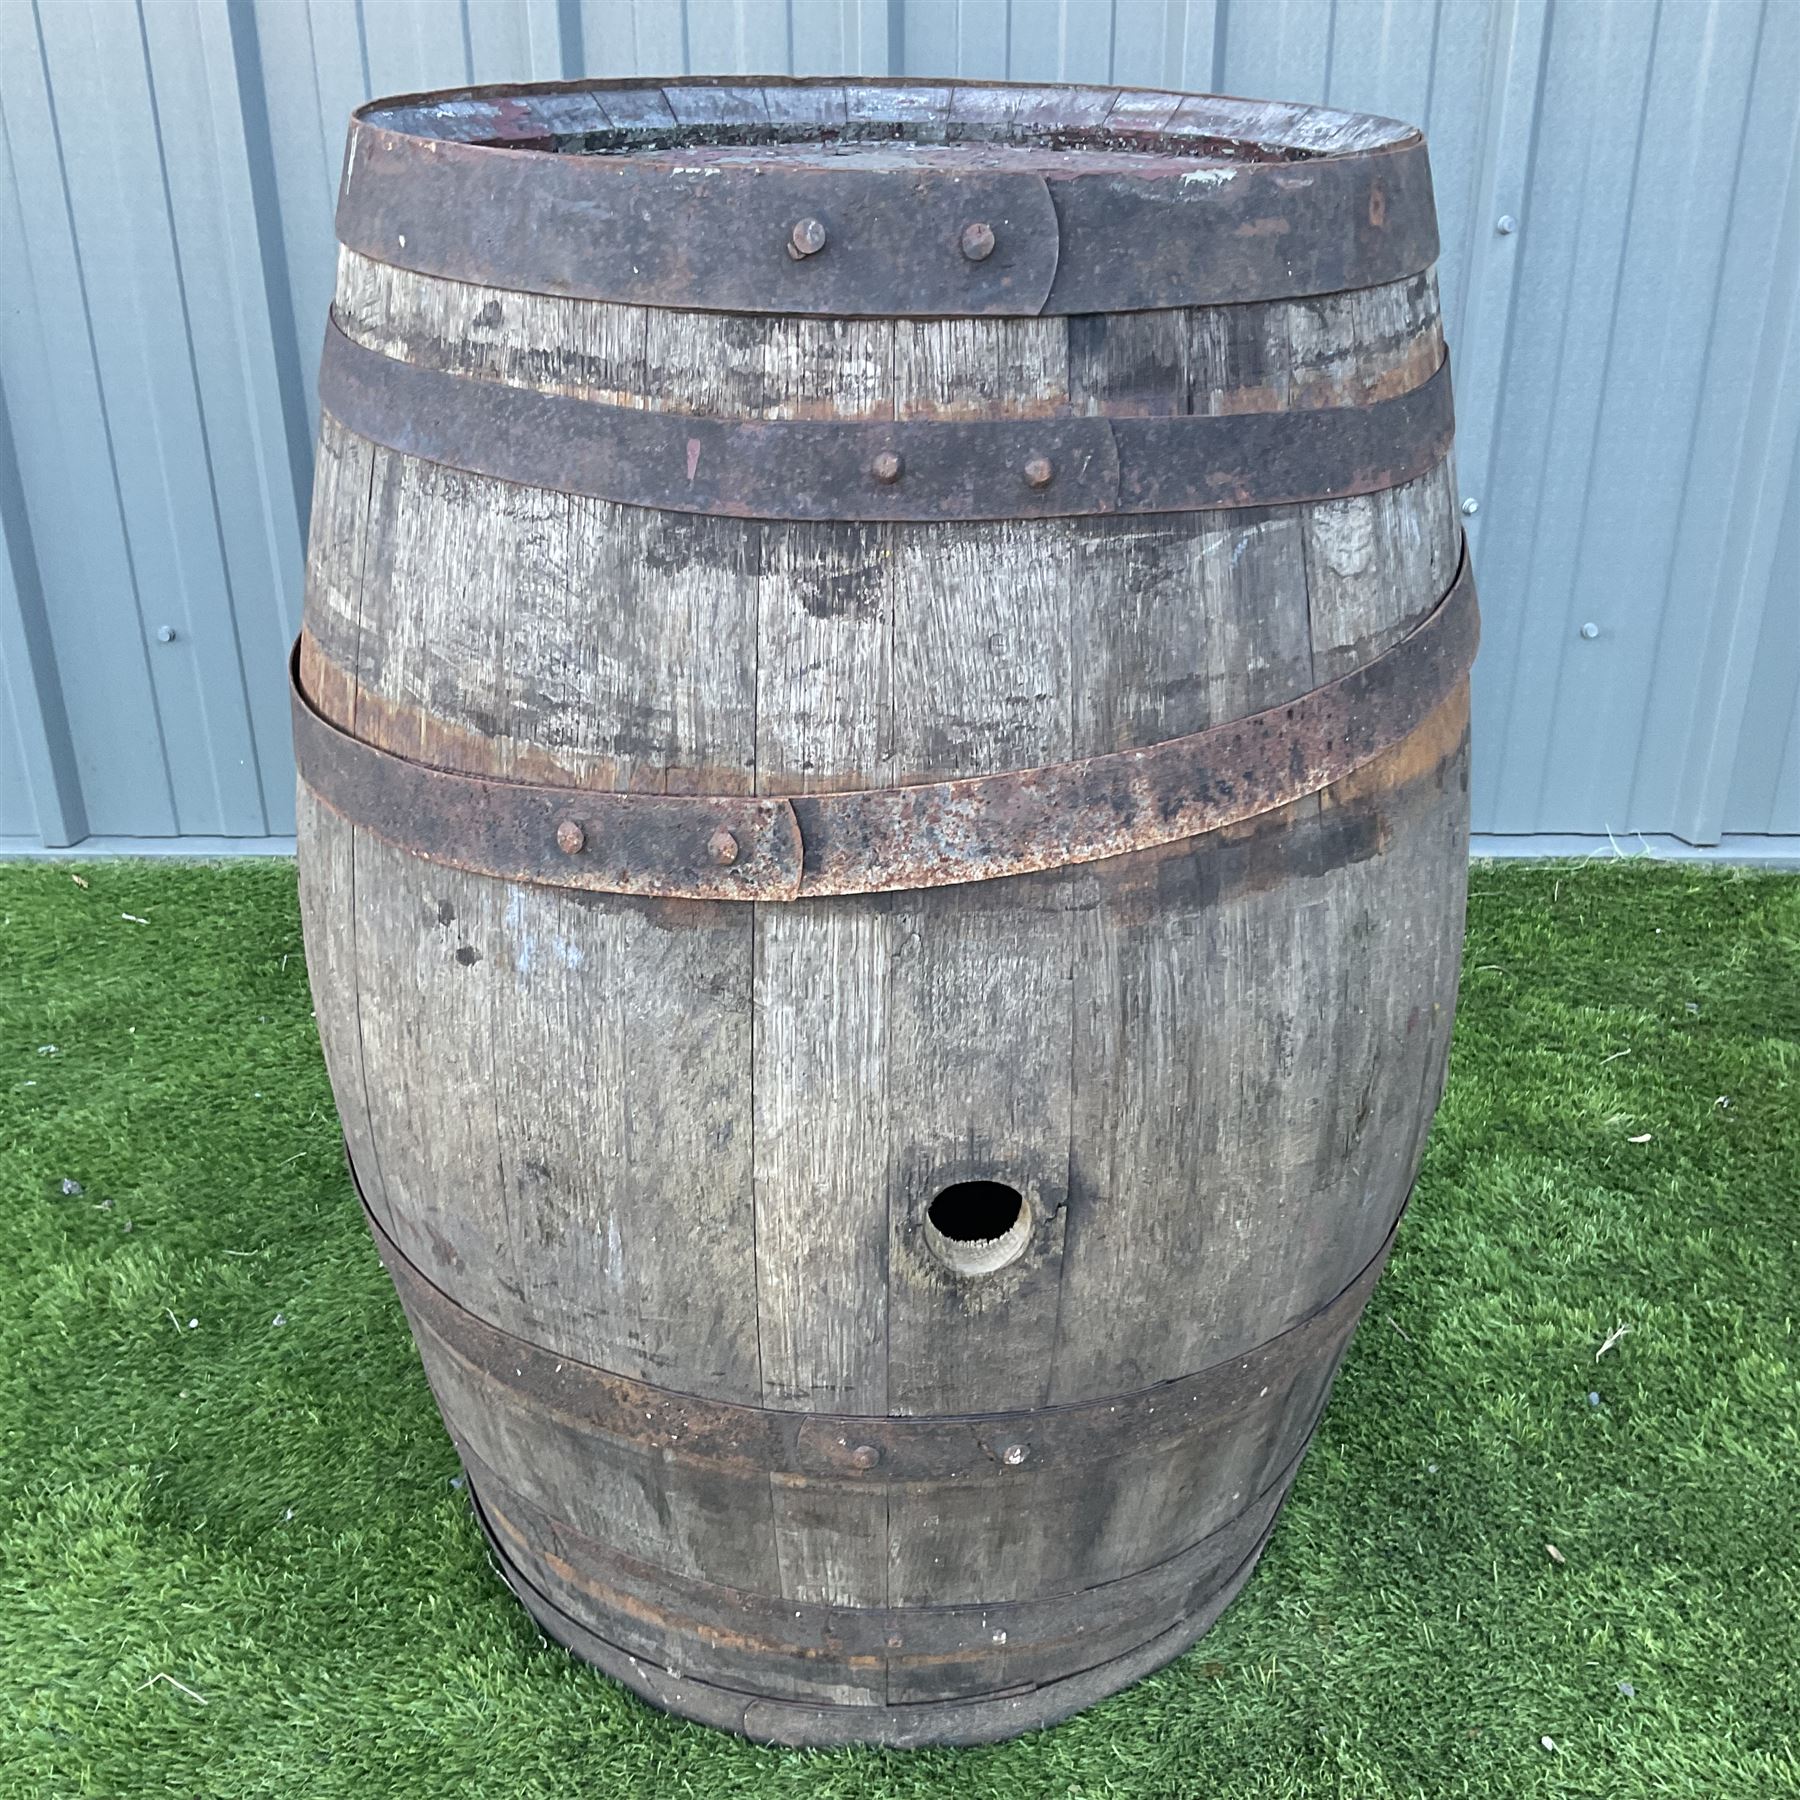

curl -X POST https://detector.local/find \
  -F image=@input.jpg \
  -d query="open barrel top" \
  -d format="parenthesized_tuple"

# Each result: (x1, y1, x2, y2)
(337, 76, 1439, 316)
(351, 75, 1421, 159)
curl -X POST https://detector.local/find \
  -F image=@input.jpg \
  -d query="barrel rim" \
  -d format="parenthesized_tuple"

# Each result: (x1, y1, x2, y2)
(335, 76, 1439, 317)
(349, 74, 1424, 162)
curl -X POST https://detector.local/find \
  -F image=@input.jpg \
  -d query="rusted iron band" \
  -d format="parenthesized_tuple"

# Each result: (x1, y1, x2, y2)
(337, 78, 1438, 317)
(462, 1430, 1303, 1668)
(349, 1147, 1397, 1483)
(320, 318, 1455, 522)
(468, 1487, 1279, 1746)
(290, 649, 802, 902)
(291, 543, 1476, 902)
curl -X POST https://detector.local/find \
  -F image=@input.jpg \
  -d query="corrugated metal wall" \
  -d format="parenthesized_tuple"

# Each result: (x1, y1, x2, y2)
(1, 0, 1795, 848)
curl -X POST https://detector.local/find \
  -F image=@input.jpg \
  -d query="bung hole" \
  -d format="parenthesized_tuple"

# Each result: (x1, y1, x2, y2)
(924, 1181, 1030, 1277)
(928, 1181, 1024, 1243)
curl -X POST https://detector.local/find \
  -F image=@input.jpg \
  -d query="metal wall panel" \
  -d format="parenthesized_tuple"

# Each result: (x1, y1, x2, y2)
(1727, 453, 1800, 833)
(1471, 0, 1800, 840)
(0, 0, 1794, 849)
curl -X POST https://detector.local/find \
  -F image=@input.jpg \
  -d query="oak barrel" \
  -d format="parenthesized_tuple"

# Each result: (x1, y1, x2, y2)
(294, 76, 1476, 1747)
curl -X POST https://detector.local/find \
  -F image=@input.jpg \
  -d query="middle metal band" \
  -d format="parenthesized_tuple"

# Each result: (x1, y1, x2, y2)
(291, 541, 1478, 902)
(319, 317, 1455, 523)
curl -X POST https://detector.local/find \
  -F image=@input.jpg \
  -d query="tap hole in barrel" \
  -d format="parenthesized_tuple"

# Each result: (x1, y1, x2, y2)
(924, 1181, 1031, 1276)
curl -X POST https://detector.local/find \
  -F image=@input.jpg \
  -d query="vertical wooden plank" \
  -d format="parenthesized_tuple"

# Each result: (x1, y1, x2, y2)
(1295, 275, 1456, 674)
(343, 824, 515, 1302)
(864, 324, 1079, 1643)
(1054, 283, 1461, 1403)
(1309, 688, 1471, 1238)
(880, 511, 1075, 1419)
(338, 441, 765, 1392)
(413, 1324, 779, 1593)
(1057, 290, 1315, 1401)
(294, 786, 401, 1237)
(1189, 295, 1296, 414)
(485, 883, 764, 1396)
(1067, 311, 1190, 418)
(756, 880, 894, 1607)
(1056, 505, 1321, 1400)
(753, 901, 892, 1414)
(340, 442, 512, 1300)
(754, 517, 895, 1419)
(295, 399, 386, 1223)
(880, 861, 1076, 1417)
(744, 321, 896, 1607)
(892, 319, 1068, 419)
(1306, 460, 1460, 678)
(361, 445, 763, 1395)
(1287, 273, 1444, 407)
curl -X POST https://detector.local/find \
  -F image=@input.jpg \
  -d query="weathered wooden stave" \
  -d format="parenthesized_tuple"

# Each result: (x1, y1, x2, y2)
(295, 75, 1473, 1746)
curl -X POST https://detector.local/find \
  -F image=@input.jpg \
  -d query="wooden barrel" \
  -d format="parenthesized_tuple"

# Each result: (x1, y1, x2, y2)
(294, 77, 1475, 1748)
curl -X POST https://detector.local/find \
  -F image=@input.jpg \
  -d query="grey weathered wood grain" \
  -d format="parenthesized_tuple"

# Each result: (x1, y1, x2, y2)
(750, 517, 897, 1596)
(878, 497, 1074, 1417)
(294, 785, 389, 1232)
(304, 389, 767, 1397)
(299, 215, 1469, 1726)
(484, 885, 762, 1395)
(752, 901, 891, 1414)
(409, 1302, 779, 1593)
(296, 413, 372, 728)
(1051, 275, 1457, 1400)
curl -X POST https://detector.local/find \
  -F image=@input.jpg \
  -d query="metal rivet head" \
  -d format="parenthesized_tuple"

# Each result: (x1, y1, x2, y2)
(1496, 214, 1519, 235)
(886, 1634, 904, 1649)
(555, 819, 586, 856)
(1461, 497, 1480, 516)
(1580, 622, 1601, 640)
(707, 828, 740, 866)
(959, 221, 996, 262)
(1001, 1442, 1031, 1467)
(788, 217, 827, 259)
(1022, 456, 1054, 490)
(849, 1444, 881, 1470)
(871, 450, 904, 485)
(156, 625, 177, 643)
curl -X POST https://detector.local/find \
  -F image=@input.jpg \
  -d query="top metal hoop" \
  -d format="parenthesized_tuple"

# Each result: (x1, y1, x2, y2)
(336, 76, 1440, 318)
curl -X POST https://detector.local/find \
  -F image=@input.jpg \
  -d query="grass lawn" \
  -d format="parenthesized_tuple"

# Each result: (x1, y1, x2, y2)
(1, 857, 1794, 1798)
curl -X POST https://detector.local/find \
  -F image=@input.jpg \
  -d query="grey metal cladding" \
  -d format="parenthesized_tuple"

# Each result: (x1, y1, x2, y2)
(0, 0, 1794, 848)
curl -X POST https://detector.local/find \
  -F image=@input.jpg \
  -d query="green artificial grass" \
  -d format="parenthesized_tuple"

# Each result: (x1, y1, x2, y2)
(1, 858, 1795, 1799)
